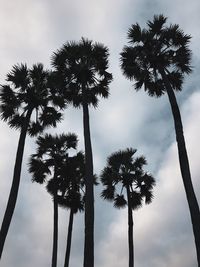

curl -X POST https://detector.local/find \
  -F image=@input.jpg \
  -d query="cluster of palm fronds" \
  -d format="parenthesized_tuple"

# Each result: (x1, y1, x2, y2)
(0, 14, 199, 267)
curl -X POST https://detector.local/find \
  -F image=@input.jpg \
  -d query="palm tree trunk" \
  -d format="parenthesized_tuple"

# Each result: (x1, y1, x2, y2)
(82, 99, 94, 267)
(160, 68, 200, 266)
(64, 209, 74, 267)
(52, 195, 58, 267)
(126, 187, 134, 267)
(0, 109, 32, 259)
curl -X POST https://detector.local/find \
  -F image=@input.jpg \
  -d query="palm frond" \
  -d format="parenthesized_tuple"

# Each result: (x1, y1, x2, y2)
(39, 107, 63, 128)
(6, 64, 29, 89)
(114, 194, 127, 209)
(147, 14, 167, 34)
(28, 121, 43, 136)
(129, 191, 142, 210)
(128, 23, 143, 43)
(29, 157, 51, 184)
(101, 186, 115, 201)
(144, 190, 154, 204)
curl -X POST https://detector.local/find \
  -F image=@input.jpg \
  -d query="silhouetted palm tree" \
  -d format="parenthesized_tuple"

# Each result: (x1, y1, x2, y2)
(29, 133, 80, 267)
(57, 151, 85, 267)
(51, 38, 112, 267)
(0, 63, 63, 259)
(120, 14, 200, 265)
(101, 148, 155, 267)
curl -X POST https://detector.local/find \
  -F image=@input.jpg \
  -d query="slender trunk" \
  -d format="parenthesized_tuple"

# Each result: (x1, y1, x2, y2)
(64, 209, 74, 267)
(52, 195, 58, 267)
(126, 187, 134, 267)
(0, 109, 32, 259)
(82, 99, 94, 267)
(160, 68, 200, 266)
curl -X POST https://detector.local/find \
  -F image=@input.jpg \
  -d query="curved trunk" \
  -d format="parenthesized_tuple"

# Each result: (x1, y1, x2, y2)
(160, 68, 200, 266)
(64, 209, 74, 267)
(0, 109, 32, 259)
(126, 187, 134, 267)
(52, 195, 58, 267)
(82, 100, 94, 267)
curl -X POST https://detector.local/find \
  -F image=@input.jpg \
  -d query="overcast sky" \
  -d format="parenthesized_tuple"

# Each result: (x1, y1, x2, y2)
(0, 0, 200, 266)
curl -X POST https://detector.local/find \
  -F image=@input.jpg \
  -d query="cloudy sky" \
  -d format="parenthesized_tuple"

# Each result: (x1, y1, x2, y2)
(0, 0, 200, 266)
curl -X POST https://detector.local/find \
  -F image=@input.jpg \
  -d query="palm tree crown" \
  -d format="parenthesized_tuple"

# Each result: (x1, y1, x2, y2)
(101, 148, 155, 210)
(0, 63, 63, 135)
(51, 37, 113, 107)
(29, 132, 86, 212)
(48, 150, 85, 214)
(29, 133, 80, 185)
(120, 14, 192, 97)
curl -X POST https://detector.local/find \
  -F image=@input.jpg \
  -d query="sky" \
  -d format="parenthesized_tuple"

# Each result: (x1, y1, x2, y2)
(0, 0, 200, 266)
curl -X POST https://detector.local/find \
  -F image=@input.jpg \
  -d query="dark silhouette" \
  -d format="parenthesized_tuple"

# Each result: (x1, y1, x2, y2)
(57, 151, 85, 267)
(0, 64, 63, 259)
(51, 38, 112, 267)
(29, 133, 83, 267)
(101, 148, 155, 267)
(120, 14, 200, 265)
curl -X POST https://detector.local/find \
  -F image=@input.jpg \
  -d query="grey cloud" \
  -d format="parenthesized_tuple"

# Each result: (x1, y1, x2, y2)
(0, 1, 200, 266)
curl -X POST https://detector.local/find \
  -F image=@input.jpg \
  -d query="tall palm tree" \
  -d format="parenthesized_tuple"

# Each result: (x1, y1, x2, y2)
(51, 38, 113, 267)
(57, 151, 85, 267)
(0, 63, 63, 259)
(101, 148, 155, 267)
(29, 133, 80, 267)
(120, 14, 200, 265)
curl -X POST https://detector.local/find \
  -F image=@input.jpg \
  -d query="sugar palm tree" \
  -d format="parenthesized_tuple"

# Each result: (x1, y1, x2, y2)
(56, 151, 85, 267)
(51, 38, 112, 267)
(101, 148, 155, 267)
(29, 133, 80, 267)
(0, 63, 63, 259)
(120, 14, 200, 265)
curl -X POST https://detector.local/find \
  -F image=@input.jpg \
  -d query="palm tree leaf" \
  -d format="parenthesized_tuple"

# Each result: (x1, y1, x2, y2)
(144, 190, 154, 205)
(147, 14, 167, 34)
(133, 156, 147, 170)
(129, 191, 142, 210)
(101, 186, 115, 201)
(6, 64, 29, 89)
(28, 121, 43, 136)
(46, 178, 59, 195)
(128, 23, 143, 43)
(8, 114, 26, 129)
(39, 107, 63, 128)
(29, 158, 51, 184)
(114, 194, 127, 209)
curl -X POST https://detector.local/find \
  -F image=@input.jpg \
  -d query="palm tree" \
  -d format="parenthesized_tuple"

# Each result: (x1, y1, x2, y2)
(51, 38, 113, 267)
(29, 133, 81, 267)
(0, 63, 63, 259)
(101, 148, 155, 267)
(120, 14, 200, 265)
(57, 151, 85, 267)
